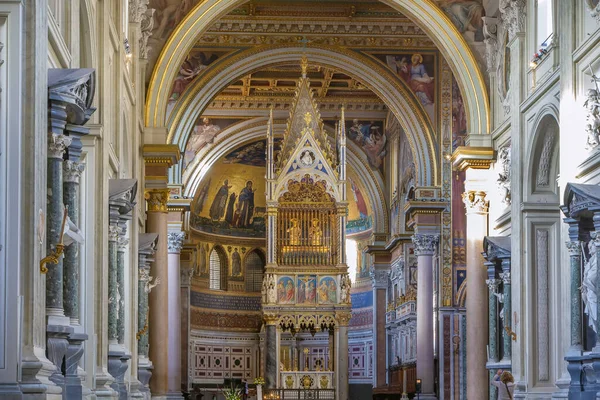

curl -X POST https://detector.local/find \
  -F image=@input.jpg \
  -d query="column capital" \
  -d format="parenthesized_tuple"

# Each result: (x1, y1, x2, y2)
(499, 272, 511, 284)
(264, 314, 279, 325)
(167, 231, 185, 253)
(565, 240, 582, 256)
(370, 268, 389, 289)
(48, 133, 72, 159)
(411, 234, 439, 256)
(336, 312, 352, 327)
(117, 236, 129, 251)
(144, 188, 170, 212)
(462, 190, 489, 215)
(63, 160, 85, 183)
(486, 278, 501, 293)
(109, 225, 121, 242)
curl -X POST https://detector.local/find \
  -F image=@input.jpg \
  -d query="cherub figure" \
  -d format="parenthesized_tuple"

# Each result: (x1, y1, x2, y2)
(145, 276, 161, 293)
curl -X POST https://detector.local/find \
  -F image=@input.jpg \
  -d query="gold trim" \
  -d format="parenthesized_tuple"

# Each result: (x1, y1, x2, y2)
(145, 188, 171, 213)
(451, 146, 495, 171)
(142, 144, 181, 167)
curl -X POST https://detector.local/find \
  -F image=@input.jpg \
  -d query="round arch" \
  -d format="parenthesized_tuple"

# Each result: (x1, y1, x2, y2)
(183, 118, 389, 233)
(526, 107, 560, 199)
(145, 0, 489, 136)
(167, 45, 437, 186)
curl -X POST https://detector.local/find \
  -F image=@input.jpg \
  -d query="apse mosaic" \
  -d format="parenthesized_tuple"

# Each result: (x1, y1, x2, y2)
(190, 140, 373, 238)
(323, 119, 387, 170)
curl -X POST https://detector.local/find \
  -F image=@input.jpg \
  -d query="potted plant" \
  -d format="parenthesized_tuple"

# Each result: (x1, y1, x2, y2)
(221, 383, 242, 400)
(253, 377, 265, 399)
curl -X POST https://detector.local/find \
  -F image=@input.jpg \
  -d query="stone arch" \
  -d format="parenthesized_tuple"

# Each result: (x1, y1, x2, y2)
(183, 118, 389, 234)
(167, 46, 437, 187)
(145, 0, 489, 138)
(526, 108, 560, 200)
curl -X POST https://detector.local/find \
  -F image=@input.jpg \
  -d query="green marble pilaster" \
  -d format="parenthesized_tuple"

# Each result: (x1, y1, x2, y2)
(566, 241, 582, 349)
(46, 133, 71, 313)
(486, 279, 500, 363)
(500, 267, 512, 359)
(117, 236, 128, 344)
(108, 225, 120, 343)
(63, 161, 85, 322)
(137, 265, 150, 357)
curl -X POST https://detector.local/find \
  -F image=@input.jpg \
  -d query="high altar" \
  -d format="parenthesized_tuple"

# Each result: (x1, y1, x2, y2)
(261, 56, 351, 399)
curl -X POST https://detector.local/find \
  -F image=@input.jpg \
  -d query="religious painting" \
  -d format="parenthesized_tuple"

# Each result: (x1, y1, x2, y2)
(436, 0, 485, 42)
(407, 246, 418, 287)
(223, 139, 282, 166)
(190, 141, 268, 238)
(375, 53, 436, 124)
(318, 277, 337, 304)
(297, 275, 317, 304)
(197, 243, 207, 276)
(452, 77, 468, 151)
(183, 118, 245, 170)
(323, 119, 387, 170)
(346, 173, 373, 235)
(169, 50, 222, 101)
(231, 248, 242, 277)
(390, 200, 400, 236)
(277, 276, 295, 304)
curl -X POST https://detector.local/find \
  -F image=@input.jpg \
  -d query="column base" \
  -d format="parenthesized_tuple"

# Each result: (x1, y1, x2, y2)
(46, 324, 74, 389)
(0, 384, 22, 399)
(165, 392, 184, 399)
(108, 349, 131, 400)
(95, 368, 117, 398)
(138, 358, 154, 399)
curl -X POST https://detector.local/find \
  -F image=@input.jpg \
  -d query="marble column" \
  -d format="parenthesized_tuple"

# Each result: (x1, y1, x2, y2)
(46, 133, 72, 319)
(565, 240, 582, 354)
(265, 317, 278, 389)
(167, 231, 185, 399)
(117, 235, 129, 345)
(336, 313, 350, 400)
(500, 261, 512, 361)
(137, 233, 158, 397)
(146, 188, 171, 397)
(328, 329, 334, 371)
(463, 191, 489, 400)
(412, 234, 438, 399)
(63, 160, 85, 324)
(180, 261, 194, 395)
(370, 268, 388, 389)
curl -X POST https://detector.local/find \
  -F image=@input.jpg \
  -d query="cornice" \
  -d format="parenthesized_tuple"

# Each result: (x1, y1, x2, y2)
(142, 144, 181, 167)
(451, 146, 495, 171)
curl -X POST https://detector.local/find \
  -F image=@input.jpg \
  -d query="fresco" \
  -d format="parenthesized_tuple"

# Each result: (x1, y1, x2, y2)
(318, 277, 337, 304)
(297, 275, 317, 304)
(169, 50, 222, 101)
(436, 0, 485, 42)
(231, 248, 242, 277)
(190, 140, 374, 238)
(374, 53, 436, 124)
(183, 118, 245, 170)
(325, 119, 387, 170)
(278, 276, 295, 304)
(452, 77, 468, 150)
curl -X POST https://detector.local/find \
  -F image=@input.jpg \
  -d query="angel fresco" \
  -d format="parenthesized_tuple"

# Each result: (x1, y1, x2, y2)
(346, 120, 387, 169)
(183, 118, 221, 167)
(438, 0, 485, 41)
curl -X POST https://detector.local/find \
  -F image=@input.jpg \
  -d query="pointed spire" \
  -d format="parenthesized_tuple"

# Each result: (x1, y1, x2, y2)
(301, 55, 308, 78)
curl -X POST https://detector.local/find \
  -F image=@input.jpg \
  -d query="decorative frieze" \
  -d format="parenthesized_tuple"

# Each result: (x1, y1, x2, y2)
(412, 234, 439, 256)
(462, 191, 489, 215)
(128, 0, 148, 23)
(167, 231, 185, 253)
(482, 17, 498, 74)
(369, 268, 389, 288)
(139, 8, 155, 60)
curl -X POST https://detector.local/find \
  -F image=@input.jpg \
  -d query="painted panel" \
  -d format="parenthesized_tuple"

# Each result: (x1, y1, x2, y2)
(318, 277, 337, 304)
(278, 276, 296, 304)
(297, 275, 317, 304)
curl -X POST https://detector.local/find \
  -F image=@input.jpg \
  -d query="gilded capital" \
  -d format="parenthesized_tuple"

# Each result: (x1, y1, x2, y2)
(144, 188, 170, 212)
(336, 312, 352, 327)
(264, 314, 279, 325)
(462, 190, 489, 215)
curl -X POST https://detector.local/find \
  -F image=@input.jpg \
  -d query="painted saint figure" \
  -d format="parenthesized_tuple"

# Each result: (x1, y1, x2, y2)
(209, 180, 231, 221)
(225, 192, 237, 224)
(309, 218, 323, 246)
(350, 178, 369, 219)
(232, 249, 242, 276)
(287, 218, 302, 246)
(237, 181, 256, 228)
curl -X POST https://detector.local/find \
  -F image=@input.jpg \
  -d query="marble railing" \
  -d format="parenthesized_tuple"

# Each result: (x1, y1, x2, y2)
(386, 301, 417, 323)
(280, 371, 334, 390)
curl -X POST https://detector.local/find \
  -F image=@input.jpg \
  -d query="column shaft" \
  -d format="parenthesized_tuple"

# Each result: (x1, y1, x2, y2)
(374, 287, 386, 387)
(463, 191, 489, 399)
(148, 208, 169, 395)
(336, 324, 349, 400)
(566, 241, 582, 351)
(500, 265, 512, 360)
(108, 226, 120, 343)
(265, 324, 277, 389)
(486, 279, 500, 362)
(117, 237, 127, 344)
(167, 231, 185, 398)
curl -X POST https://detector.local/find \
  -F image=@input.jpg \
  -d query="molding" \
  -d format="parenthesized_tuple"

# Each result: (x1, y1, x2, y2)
(142, 144, 181, 167)
(451, 146, 495, 171)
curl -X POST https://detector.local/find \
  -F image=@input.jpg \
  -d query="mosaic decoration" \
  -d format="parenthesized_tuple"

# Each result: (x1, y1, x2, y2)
(190, 309, 262, 331)
(277, 276, 296, 304)
(318, 277, 337, 304)
(349, 309, 373, 328)
(192, 343, 255, 381)
(190, 291, 261, 311)
(350, 291, 374, 309)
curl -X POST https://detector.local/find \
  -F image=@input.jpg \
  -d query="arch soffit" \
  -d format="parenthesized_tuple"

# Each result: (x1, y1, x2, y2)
(145, 0, 489, 135)
(167, 46, 436, 187)
(525, 105, 560, 197)
(182, 118, 389, 234)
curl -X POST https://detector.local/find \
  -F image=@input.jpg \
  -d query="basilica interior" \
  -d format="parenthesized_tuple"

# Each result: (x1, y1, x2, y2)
(3, 0, 600, 399)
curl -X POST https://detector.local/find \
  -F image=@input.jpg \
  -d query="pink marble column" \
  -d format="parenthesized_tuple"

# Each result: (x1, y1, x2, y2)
(167, 232, 185, 399)
(412, 234, 438, 399)
(462, 190, 489, 400)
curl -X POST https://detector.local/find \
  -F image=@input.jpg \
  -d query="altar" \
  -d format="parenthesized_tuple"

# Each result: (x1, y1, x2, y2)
(280, 371, 335, 390)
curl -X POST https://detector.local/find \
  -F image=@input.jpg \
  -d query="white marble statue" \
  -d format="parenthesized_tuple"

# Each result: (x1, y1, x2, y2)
(340, 274, 351, 304)
(582, 240, 598, 333)
(585, 74, 600, 150)
(494, 292, 505, 326)
(266, 274, 277, 304)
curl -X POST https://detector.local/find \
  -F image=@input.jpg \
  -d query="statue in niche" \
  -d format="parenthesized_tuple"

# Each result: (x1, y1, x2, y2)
(264, 274, 277, 304)
(582, 239, 598, 332)
(340, 274, 352, 304)
(232, 249, 242, 276)
(308, 218, 323, 246)
(287, 218, 302, 245)
(584, 74, 600, 150)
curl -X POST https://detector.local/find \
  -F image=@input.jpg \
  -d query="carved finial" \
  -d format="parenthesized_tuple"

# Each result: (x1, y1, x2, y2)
(301, 55, 308, 77)
(303, 111, 312, 126)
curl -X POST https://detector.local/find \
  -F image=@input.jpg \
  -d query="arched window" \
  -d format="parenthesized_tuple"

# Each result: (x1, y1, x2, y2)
(244, 250, 265, 292)
(209, 246, 227, 290)
(536, 0, 554, 47)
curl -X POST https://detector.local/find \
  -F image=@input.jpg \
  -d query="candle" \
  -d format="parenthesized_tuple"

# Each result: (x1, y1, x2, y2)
(59, 205, 69, 244)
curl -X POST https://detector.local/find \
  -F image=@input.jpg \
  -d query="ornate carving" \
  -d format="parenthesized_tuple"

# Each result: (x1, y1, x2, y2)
(263, 273, 277, 304)
(180, 267, 194, 286)
(139, 8, 155, 60)
(48, 134, 72, 159)
(108, 225, 121, 242)
(499, 0, 526, 40)
(144, 276, 161, 293)
(536, 130, 556, 186)
(63, 160, 85, 183)
(167, 231, 185, 253)
(566, 241, 582, 256)
(370, 268, 389, 288)
(117, 236, 129, 251)
(279, 175, 334, 203)
(482, 17, 498, 74)
(340, 273, 351, 304)
(586, 0, 600, 22)
(584, 74, 600, 150)
(129, 0, 148, 23)
(486, 279, 501, 293)
(499, 271, 511, 284)
(497, 147, 511, 205)
(462, 191, 489, 214)
(336, 312, 352, 326)
(536, 229, 550, 381)
(144, 188, 170, 212)
(412, 234, 439, 256)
